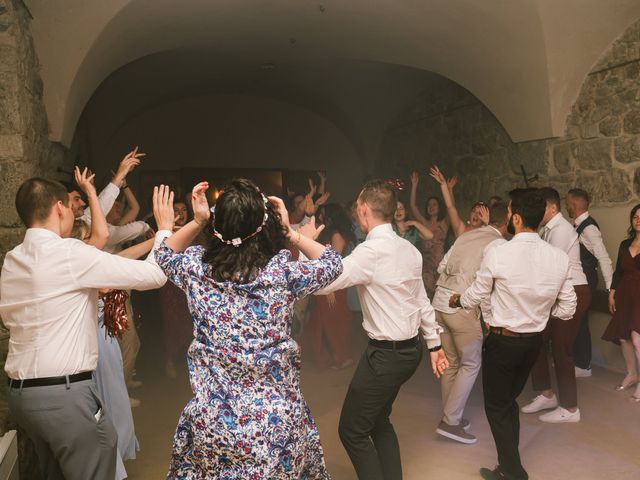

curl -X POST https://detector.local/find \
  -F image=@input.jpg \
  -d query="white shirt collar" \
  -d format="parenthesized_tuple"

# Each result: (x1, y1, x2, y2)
(24, 227, 62, 241)
(574, 211, 589, 226)
(545, 212, 563, 230)
(366, 223, 394, 241)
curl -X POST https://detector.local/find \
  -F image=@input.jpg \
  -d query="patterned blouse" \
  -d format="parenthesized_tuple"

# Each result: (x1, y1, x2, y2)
(155, 242, 342, 480)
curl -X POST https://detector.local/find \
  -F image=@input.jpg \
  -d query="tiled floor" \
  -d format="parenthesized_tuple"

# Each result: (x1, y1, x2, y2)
(125, 320, 640, 479)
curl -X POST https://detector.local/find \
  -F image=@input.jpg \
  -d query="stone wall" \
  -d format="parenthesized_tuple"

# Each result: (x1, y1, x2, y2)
(379, 19, 640, 212)
(0, 1, 70, 477)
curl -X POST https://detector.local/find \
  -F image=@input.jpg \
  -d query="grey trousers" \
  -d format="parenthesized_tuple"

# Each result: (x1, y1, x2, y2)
(436, 308, 483, 426)
(8, 379, 117, 480)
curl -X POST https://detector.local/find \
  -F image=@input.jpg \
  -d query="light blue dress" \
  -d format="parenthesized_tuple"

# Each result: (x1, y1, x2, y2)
(94, 300, 139, 480)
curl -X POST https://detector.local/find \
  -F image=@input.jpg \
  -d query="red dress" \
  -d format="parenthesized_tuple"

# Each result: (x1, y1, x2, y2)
(602, 241, 640, 344)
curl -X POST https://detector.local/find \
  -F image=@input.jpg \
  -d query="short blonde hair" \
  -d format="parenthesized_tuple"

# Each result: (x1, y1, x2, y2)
(358, 180, 397, 221)
(71, 219, 90, 241)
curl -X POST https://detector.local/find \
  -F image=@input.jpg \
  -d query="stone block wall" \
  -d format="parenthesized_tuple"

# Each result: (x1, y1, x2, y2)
(379, 19, 640, 213)
(0, 1, 70, 477)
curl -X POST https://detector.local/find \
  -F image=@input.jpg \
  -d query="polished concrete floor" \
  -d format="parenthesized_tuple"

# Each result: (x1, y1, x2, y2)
(124, 315, 640, 480)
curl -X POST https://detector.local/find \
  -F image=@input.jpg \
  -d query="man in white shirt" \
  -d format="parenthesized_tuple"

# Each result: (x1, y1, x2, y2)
(565, 188, 614, 376)
(432, 201, 508, 444)
(0, 177, 173, 479)
(450, 188, 577, 480)
(521, 187, 591, 424)
(316, 180, 447, 480)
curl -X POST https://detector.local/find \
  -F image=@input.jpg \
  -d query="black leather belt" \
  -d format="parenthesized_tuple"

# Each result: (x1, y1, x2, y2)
(369, 335, 419, 350)
(489, 327, 540, 338)
(8, 371, 93, 388)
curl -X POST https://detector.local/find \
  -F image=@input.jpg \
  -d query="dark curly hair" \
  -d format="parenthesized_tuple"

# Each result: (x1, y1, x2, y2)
(202, 178, 288, 283)
(627, 203, 640, 241)
(317, 203, 355, 246)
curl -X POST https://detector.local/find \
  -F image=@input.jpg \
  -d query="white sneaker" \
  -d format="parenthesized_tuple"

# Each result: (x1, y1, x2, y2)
(521, 394, 558, 414)
(539, 406, 580, 423)
(575, 366, 592, 378)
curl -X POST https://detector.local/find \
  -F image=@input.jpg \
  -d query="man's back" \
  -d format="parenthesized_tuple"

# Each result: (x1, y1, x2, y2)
(462, 232, 577, 333)
(0, 228, 167, 379)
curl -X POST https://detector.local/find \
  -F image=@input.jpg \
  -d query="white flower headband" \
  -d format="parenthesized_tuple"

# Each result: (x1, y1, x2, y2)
(210, 188, 269, 247)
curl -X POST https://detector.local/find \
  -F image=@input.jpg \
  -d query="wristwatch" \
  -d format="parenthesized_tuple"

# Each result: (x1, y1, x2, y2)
(428, 345, 442, 353)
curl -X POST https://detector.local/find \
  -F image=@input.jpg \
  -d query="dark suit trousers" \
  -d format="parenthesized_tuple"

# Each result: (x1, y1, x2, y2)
(483, 332, 543, 480)
(530, 284, 591, 408)
(339, 342, 422, 480)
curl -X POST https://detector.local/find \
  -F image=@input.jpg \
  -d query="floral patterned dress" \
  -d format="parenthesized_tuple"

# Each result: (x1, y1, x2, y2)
(155, 242, 342, 480)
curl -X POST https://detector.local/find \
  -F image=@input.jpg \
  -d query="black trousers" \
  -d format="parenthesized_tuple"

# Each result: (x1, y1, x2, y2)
(482, 332, 543, 480)
(339, 341, 422, 480)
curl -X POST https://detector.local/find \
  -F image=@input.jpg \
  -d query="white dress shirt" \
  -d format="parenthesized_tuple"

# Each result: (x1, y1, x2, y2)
(316, 223, 441, 348)
(0, 228, 170, 379)
(460, 232, 577, 333)
(540, 212, 588, 286)
(573, 211, 614, 289)
(105, 221, 151, 253)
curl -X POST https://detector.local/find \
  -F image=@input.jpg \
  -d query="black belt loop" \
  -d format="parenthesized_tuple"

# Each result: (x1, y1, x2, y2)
(65, 375, 70, 390)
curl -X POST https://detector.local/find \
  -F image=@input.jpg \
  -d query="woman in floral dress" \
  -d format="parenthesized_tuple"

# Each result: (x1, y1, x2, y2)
(154, 179, 342, 479)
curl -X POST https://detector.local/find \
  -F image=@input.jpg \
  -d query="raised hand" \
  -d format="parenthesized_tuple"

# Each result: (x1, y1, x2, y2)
(478, 205, 490, 225)
(317, 171, 326, 182)
(268, 196, 291, 232)
(299, 216, 325, 241)
(429, 166, 446, 185)
(410, 171, 420, 187)
(191, 181, 210, 226)
(112, 147, 145, 187)
(315, 192, 331, 207)
(74, 166, 97, 197)
(153, 184, 175, 232)
(447, 175, 458, 190)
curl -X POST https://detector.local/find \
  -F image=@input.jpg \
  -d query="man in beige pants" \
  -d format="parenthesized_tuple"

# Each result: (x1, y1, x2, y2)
(431, 202, 508, 443)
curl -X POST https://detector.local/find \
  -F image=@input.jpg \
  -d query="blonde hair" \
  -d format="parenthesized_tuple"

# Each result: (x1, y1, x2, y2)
(71, 219, 90, 241)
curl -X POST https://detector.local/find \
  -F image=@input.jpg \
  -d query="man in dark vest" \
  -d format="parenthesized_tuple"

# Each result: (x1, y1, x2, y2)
(565, 188, 614, 377)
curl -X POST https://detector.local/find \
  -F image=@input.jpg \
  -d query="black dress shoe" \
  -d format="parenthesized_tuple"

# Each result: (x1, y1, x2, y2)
(480, 467, 505, 479)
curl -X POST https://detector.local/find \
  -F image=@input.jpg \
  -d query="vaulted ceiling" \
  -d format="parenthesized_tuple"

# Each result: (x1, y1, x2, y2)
(25, 0, 640, 151)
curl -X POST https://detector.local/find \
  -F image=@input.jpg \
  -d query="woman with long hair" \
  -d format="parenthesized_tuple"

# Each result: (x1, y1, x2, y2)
(393, 199, 434, 247)
(410, 172, 450, 297)
(154, 178, 343, 478)
(603, 203, 640, 402)
(302, 203, 355, 369)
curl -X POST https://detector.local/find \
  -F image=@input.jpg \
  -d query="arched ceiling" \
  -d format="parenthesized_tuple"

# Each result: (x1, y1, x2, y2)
(24, 0, 640, 147)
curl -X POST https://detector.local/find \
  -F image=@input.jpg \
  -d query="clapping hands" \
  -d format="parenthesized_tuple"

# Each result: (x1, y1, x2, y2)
(153, 185, 175, 232)
(191, 182, 211, 226)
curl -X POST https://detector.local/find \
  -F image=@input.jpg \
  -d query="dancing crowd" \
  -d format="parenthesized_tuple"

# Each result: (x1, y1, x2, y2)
(1, 150, 639, 480)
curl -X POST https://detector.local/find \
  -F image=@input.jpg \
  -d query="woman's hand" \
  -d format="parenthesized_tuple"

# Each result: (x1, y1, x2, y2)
(410, 171, 420, 188)
(191, 182, 210, 226)
(268, 196, 291, 231)
(447, 175, 458, 190)
(478, 205, 490, 225)
(153, 184, 175, 231)
(74, 166, 97, 197)
(298, 216, 325, 241)
(608, 289, 616, 314)
(429, 166, 446, 185)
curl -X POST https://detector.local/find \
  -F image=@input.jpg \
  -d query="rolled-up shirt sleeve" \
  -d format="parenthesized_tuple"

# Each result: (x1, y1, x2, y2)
(80, 182, 120, 223)
(460, 248, 496, 311)
(315, 242, 377, 295)
(551, 275, 578, 320)
(580, 225, 614, 289)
